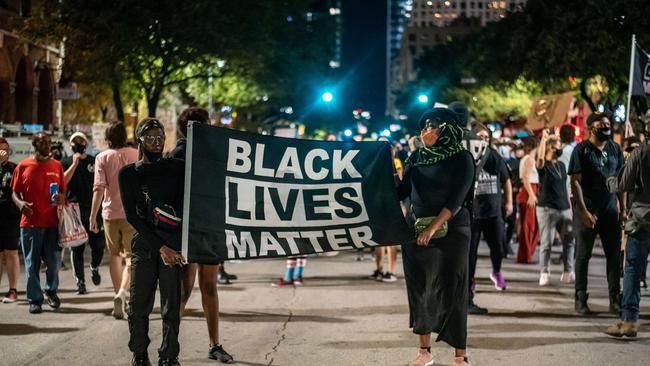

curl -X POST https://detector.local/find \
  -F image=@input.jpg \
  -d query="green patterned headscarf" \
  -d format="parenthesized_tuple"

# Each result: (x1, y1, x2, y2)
(406, 121, 465, 167)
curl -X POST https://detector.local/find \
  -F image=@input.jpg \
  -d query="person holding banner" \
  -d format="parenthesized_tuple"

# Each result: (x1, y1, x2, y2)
(172, 107, 234, 363)
(398, 108, 474, 366)
(119, 119, 185, 366)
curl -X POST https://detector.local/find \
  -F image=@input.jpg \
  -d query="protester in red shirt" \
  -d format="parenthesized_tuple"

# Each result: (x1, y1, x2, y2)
(11, 132, 66, 314)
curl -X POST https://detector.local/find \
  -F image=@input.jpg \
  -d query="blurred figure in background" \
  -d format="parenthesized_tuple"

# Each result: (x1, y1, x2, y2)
(516, 136, 540, 264)
(0, 138, 21, 303)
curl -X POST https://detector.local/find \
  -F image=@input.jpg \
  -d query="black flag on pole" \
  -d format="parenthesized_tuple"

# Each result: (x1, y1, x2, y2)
(181, 124, 412, 263)
(632, 42, 650, 96)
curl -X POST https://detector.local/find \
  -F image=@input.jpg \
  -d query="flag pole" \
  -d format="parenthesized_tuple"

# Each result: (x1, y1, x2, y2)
(624, 34, 636, 137)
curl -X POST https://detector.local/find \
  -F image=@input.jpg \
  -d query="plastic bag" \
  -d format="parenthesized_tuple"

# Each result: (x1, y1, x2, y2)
(58, 202, 88, 248)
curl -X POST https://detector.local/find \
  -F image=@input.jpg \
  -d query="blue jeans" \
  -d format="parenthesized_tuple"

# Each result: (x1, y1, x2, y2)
(20, 228, 61, 305)
(621, 232, 650, 322)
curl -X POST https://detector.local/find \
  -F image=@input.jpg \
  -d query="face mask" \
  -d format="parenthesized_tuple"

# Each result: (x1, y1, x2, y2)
(142, 149, 163, 163)
(594, 127, 611, 141)
(555, 148, 563, 158)
(71, 144, 86, 154)
(421, 129, 439, 147)
(52, 152, 63, 160)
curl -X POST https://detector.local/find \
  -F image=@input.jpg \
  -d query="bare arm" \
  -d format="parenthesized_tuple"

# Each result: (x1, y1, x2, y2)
(89, 189, 104, 233)
(63, 157, 79, 184)
(503, 178, 513, 217)
(12, 191, 32, 217)
(571, 173, 596, 228)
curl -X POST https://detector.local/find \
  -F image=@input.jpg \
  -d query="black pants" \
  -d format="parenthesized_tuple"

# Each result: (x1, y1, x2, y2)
(573, 207, 621, 300)
(469, 216, 505, 284)
(71, 208, 105, 284)
(128, 246, 182, 359)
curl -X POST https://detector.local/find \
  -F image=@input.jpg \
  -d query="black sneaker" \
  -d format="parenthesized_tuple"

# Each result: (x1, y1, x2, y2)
(468, 299, 488, 315)
(77, 282, 87, 295)
(46, 292, 61, 309)
(368, 270, 382, 281)
(381, 272, 397, 282)
(208, 344, 234, 363)
(575, 291, 591, 315)
(132, 353, 151, 366)
(29, 303, 43, 314)
(217, 275, 231, 285)
(91, 268, 101, 286)
(158, 358, 181, 366)
(219, 268, 237, 281)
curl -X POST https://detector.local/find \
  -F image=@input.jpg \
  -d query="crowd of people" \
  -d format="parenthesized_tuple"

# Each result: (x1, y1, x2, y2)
(0, 102, 648, 366)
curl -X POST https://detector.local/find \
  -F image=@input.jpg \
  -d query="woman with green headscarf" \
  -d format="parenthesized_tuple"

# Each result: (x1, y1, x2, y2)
(397, 108, 475, 366)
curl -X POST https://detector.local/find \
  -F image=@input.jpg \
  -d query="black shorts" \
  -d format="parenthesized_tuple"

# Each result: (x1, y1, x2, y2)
(0, 232, 19, 252)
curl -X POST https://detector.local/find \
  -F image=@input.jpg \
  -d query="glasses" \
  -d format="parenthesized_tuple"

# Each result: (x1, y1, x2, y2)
(141, 135, 165, 144)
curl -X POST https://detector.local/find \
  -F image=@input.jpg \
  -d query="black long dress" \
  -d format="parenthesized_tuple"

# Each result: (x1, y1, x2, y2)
(397, 150, 475, 349)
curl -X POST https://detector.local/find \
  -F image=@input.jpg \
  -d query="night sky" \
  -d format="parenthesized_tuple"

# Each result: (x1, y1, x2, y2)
(341, 0, 387, 123)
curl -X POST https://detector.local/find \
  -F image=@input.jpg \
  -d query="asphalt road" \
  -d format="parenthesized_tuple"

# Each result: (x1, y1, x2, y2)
(0, 244, 648, 366)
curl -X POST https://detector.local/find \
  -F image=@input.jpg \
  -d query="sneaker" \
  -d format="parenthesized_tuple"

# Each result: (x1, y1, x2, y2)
(29, 303, 43, 314)
(208, 344, 234, 363)
(217, 275, 231, 285)
(604, 321, 638, 338)
(368, 269, 382, 281)
(77, 282, 88, 295)
(219, 269, 237, 281)
(131, 353, 151, 366)
(489, 272, 507, 291)
(560, 271, 575, 284)
(539, 272, 550, 286)
(409, 349, 434, 366)
(293, 277, 303, 286)
(641, 279, 647, 289)
(91, 267, 101, 286)
(2, 288, 18, 303)
(575, 291, 591, 315)
(46, 292, 60, 309)
(382, 272, 397, 282)
(453, 356, 471, 365)
(113, 292, 126, 319)
(271, 279, 294, 288)
(467, 299, 488, 315)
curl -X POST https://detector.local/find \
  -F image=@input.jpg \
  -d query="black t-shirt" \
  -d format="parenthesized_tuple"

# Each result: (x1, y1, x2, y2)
(61, 155, 96, 210)
(473, 148, 509, 219)
(568, 140, 624, 215)
(537, 160, 569, 210)
(0, 161, 21, 231)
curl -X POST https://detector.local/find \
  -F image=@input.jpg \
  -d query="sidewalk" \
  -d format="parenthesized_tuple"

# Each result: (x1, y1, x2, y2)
(0, 246, 648, 366)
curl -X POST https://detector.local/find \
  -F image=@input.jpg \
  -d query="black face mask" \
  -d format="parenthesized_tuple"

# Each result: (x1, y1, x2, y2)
(52, 152, 63, 161)
(594, 127, 611, 141)
(142, 149, 163, 163)
(555, 148, 563, 158)
(71, 144, 86, 154)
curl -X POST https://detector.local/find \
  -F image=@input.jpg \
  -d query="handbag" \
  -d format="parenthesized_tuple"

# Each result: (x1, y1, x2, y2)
(57, 202, 89, 248)
(414, 216, 448, 240)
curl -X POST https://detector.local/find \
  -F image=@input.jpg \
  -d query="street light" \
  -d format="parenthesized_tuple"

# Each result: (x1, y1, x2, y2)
(417, 94, 429, 104)
(380, 129, 391, 137)
(343, 129, 353, 137)
(322, 91, 334, 103)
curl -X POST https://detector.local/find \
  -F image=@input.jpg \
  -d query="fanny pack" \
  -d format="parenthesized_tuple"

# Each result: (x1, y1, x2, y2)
(141, 184, 182, 231)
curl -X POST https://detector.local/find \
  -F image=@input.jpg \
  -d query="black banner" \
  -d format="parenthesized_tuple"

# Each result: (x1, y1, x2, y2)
(632, 43, 650, 97)
(182, 124, 411, 263)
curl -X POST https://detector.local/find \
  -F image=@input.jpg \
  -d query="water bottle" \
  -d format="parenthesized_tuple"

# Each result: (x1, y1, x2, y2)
(49, 182, 58, 206)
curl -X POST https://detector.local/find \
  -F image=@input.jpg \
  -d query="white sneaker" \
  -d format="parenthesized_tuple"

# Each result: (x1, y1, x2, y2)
(539, 272, 550, 286)
(112, 290, 126, 320)
(561, 271, 575, 284)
